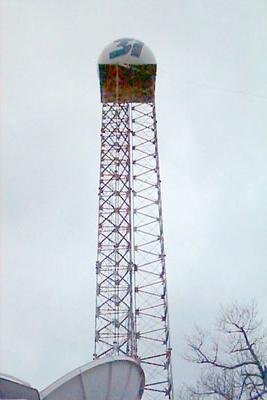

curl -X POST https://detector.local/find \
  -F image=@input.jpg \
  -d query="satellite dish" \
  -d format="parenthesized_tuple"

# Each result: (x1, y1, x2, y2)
(40, 356, 145, 400)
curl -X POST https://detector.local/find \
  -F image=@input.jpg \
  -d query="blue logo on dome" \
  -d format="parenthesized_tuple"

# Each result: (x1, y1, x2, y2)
(109, 39, 144, 59)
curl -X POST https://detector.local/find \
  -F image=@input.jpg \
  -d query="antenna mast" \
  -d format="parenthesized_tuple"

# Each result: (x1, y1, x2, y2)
(94, 38, 173, 400)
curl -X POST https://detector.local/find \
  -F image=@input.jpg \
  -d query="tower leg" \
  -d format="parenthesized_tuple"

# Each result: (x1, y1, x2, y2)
(131, 103, 173, 400)
(94, 103, 135, 358)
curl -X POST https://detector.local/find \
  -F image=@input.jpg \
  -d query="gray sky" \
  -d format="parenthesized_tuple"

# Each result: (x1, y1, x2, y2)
(1, 0, 267, 393)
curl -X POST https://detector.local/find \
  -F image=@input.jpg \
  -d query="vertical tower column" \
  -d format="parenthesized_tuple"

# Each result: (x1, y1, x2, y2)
(94, 103, 135, 358)
(131, 103, 173, 400)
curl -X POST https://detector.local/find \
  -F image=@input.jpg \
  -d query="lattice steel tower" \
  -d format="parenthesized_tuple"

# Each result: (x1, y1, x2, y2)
(94, 38, 173, 400)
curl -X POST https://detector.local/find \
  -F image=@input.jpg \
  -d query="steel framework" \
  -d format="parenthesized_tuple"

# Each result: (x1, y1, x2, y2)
(94, 102, 173, 400)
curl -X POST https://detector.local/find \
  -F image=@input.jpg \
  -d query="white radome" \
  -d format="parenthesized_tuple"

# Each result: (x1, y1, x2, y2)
(98, 38, 156, 65)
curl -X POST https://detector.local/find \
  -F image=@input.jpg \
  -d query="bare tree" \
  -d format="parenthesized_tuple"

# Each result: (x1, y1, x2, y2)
(183, 303, 267, 400)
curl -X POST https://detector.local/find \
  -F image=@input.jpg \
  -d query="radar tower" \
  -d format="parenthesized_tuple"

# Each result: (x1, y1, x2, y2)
(94, 38, 173, 400)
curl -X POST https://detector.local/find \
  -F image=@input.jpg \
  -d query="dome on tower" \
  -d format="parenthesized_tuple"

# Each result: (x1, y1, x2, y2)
(98, 38, 157, 103)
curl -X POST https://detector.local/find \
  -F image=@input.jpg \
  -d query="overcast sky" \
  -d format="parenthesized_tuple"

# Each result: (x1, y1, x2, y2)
(1, 0, 267, 393)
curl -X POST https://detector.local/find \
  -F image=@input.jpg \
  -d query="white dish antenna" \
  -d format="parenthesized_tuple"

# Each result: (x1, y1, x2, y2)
(40, 356, 145, 400)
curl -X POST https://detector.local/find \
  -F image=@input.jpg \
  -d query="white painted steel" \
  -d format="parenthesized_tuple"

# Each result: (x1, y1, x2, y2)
(0, 373, 31, 387)
(40, 356, 145, 400)
(98, 38, 156, 65)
